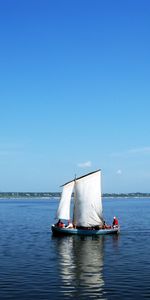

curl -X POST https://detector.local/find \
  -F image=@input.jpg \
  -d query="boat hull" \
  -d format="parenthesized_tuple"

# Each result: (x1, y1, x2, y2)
(51, 224, 119, 236)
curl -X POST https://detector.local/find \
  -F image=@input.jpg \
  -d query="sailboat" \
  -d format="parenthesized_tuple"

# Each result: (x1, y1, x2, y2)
(51, 169, 120, 236)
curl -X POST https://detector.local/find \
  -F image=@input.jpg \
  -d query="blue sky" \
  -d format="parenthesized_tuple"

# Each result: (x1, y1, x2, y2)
(0, 0, 150, 192)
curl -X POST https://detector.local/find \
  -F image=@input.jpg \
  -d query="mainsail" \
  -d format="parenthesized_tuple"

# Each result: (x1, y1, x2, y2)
(73, 170, 103, 227)
(56, 170, 103, 227)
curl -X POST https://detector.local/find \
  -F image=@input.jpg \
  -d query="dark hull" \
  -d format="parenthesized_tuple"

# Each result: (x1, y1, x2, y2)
(51, 225, 119, 236)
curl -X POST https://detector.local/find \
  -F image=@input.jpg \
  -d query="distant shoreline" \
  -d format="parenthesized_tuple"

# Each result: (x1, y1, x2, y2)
(0, 192, 150, 198)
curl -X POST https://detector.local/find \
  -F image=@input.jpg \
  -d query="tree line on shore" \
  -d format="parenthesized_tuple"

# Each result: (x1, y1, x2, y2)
(0, 192, 150, 198)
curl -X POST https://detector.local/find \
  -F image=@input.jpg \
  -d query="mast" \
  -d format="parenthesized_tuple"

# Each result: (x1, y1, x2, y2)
(73, 174, 77, 226)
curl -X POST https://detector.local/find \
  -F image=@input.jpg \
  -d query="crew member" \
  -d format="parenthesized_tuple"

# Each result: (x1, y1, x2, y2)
(56, 219, 65, 228)
(66, 220, 73, 228)
(112, 216, 119, 227)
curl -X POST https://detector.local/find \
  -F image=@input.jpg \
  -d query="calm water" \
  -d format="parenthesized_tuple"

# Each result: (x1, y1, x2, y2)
(0, 197, 150, 299)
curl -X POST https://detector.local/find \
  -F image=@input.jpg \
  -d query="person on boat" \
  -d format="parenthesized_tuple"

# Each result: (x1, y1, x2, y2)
(101, 220, 111, 229)
(112, 216, 119, 227)
(55, 219, 65, 228)
(66, 220, 73, 229)
(101, 220, 106, 229)
(95, 220, 108, 230)
(103, 220, 112, 229)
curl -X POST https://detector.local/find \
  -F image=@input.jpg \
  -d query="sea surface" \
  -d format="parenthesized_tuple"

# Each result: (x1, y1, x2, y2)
(0, 197, 150, 300)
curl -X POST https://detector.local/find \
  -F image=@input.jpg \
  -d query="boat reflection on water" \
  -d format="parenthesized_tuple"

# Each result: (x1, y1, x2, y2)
(52, 235, 107, 299)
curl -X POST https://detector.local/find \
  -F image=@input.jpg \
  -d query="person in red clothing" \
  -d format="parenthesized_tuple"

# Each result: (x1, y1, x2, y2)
(112, 216, 119, 227)
(56, 219, 65, 228)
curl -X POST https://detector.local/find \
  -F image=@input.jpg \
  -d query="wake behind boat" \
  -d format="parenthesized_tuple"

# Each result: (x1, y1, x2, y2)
(51, 170, 120, 236)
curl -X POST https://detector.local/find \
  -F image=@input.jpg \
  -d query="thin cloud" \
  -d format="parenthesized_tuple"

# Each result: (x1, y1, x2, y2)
(111, 147, 150, 157)
(77, 161, 92, 168)
(116, 169, 122, 175)
(128, 147, 150, 154)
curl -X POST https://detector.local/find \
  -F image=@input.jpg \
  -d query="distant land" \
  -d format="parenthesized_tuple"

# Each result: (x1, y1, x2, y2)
(0, 192, 150, 198)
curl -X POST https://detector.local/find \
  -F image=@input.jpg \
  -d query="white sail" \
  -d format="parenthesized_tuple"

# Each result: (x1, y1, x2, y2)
(56, 180, 74, 220)
(73, 170, 103, 227)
